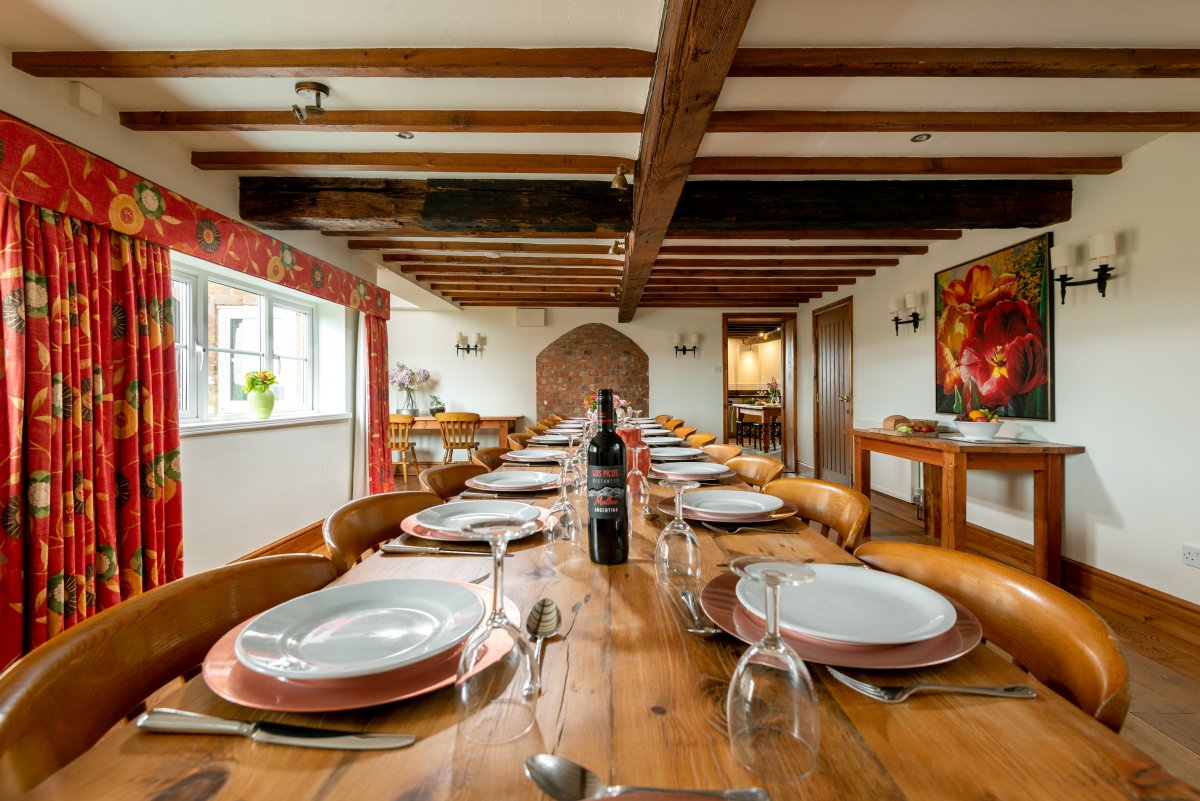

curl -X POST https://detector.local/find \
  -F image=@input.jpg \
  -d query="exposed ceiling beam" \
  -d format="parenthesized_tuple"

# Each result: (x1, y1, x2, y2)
(725, 48, 1200, 78)
(689, 156, 1122, 176)
(395, 267, 621, 279)
(453, 299, 806, 307)
(659, 244, 925, 255)
(350, 240, 614, 254)
(619, 0, 757, 322)
(650, 268, 876, 279)
(192, 151, 633, 174)
(645, 277, 853, 286)
(13, 48, 655, 78)
(323, 227, 963, 240)
(653, 257, 896, 267)
(707, 110, 1200, 133)
(123, 109, 643, 133)
(429, 284, 615, 294)
(383, 254, 620, 267)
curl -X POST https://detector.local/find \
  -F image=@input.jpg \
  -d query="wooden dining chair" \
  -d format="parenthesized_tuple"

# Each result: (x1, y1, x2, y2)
(0, 554, 336, 796)
(538, 418, 557, 429)
(323, 490, 443, 574)
(388, 414, 418, 482)
(686, 432, 717, 448)
(702, 443, 743, 464)
(471, 446, 510, 471)
(674, 425, 697, 439)
(726, 454, 784, 490)
(527, 424, 548, 435)
(419, 463, 488, 500)
(664, 419, 685, 431)
(763, 478, 871, 552)
(508, 433, 532, 450)
(435, 412, 481, 463)
(853, 541, 1130, 732)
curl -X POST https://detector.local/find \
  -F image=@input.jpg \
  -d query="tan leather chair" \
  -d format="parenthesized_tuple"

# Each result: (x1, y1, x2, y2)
(674, 426, 697, 439)
(527, 424, 548, 435)
(664, 419, 684, 431)
(0, 554, 336, 796)
(435, 412, 481, 463)
(508, 433, 532, 450)
(472, 446, 510, 471)
(854, 541, 1130, 732)
(654, 414, 671, 425)
(763, 478, 870, 552)
(323, 490, 443, 574)
(547, 414, 563, 423)
(538, 418, 557, 429)
(388, 414, 418, 482)
(686, 432, 717, 448)
(419, 463, 488, 500)
(702, 443, 743, 464)
(726, 454, 784, 490)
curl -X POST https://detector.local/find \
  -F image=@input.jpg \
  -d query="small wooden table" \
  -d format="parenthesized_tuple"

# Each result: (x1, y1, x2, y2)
(395, 415, 522, 446)
(850, 428, 1085, 585)
(730, 404, 781, 451)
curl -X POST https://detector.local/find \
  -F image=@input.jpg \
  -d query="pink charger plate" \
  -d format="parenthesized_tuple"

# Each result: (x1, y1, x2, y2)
(399, 506, 550, 543)
(653, 495, 799, 524)
(699, 571, 982, 670)
(202, 581, 519, 712)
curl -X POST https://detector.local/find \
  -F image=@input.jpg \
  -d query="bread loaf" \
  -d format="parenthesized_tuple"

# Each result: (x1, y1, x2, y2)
(882, 415, 911, 430)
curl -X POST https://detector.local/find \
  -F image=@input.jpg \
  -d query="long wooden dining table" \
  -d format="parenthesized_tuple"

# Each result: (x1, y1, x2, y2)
(23, 459, 1198, 800)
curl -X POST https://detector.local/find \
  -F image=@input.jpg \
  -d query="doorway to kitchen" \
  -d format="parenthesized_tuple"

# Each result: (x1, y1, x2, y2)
(721, 313, 798, 472)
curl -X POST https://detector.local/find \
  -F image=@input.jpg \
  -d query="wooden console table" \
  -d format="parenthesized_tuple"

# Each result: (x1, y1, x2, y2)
(850, 428, 1084, 585)
(731, 403, 781, 451)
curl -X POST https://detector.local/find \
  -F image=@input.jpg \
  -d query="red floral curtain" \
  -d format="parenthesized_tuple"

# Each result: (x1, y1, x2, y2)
(0, 195, 182, 669)
(365, 314, 393, 495)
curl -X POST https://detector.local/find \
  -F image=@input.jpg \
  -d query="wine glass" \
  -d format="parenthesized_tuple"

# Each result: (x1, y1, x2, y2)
(545, 453, 581, 551)
(654, 480, 700, 588)
(627, 444, 650, 520)
(564, 434, 584, 498)
(456, 517, 540, 744)
(725, 556, 820, 780)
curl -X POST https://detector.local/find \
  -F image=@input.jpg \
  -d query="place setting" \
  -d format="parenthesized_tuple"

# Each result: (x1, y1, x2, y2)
(648, 446, 706, 461)
(529, 433, 572, 445)
(397, 499, 546, 543)
(649, 461, 736, 483)
(655, 487, 798, 525)
(465, 469, 560, 494)
(500, 448, 568, 465)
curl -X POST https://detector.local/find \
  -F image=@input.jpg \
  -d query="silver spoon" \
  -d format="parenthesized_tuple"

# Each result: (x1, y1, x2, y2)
(524, 598, 561, 694)
(524, 754, 768, 801)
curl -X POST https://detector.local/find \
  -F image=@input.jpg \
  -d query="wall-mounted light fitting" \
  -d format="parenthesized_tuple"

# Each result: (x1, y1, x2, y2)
(889, 293, 922, 335)
(1052, 232, 1117, 304)
(611, 163, 630, 191)
(608, 239, 624, 255)
(674, 333, 699, 357)
(291, 81, 330, 124)
(455, 331, 483, 356)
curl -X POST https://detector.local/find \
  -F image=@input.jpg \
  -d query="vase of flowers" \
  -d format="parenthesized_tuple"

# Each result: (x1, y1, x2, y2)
(428, 394, 445, 416)
(766, 377, 781, 404)
(243, 370, 278, 419)
(389, 362, 431, 415)
(584, 387, 630, 421)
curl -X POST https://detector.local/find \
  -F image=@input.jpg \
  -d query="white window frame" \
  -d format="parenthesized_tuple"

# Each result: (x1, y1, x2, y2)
(171, 260, 318, 423)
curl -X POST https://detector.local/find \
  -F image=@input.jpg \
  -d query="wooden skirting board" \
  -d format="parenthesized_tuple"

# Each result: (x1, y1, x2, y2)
(871, 492, 1200, 645)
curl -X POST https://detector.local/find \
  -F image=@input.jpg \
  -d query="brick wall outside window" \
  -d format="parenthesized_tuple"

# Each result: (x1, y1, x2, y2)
(535, 324, 649, 418)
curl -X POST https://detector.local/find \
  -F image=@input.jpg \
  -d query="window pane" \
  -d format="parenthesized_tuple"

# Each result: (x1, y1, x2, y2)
(171, 278, 192, 416)
(273, 356, 308, 410)
(208, 282, 262, 352)
(207, 351, 263, 417)
(272, 305, 308, 359)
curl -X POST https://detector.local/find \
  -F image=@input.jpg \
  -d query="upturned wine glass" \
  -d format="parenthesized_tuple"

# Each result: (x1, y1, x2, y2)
(654, 480, 701, 587)
(627, 444, 650, 519)
(725, 556, 820, 780)
(546, 453, 581, 550)
(456, 517, 540, 744)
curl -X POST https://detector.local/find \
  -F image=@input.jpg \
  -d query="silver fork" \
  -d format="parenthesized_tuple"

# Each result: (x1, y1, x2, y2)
(826, 666, 1037, 704)
(700, 521, 786, 535)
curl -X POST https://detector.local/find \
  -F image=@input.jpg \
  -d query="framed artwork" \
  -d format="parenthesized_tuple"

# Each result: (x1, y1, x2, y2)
(934, 233, 1055, 421)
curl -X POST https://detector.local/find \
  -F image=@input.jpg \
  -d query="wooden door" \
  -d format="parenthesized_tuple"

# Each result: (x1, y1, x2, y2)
(781, 315, 798, 471)
(813, 298, 853, 485)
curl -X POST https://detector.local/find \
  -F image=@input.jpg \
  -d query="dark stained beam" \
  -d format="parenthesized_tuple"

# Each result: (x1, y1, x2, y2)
(124, 109, 643, 133)
(430, 284, 615, 294)
(14, 48, 655, 78)
(193, 151, 632, 174)
(660, 244, 926, 255)
(446, 294, 620, 304)
(421, 275, 619, 285)
(324, 227, 962, 240)
(689, 156, 1122, 176)
(651, 268, 876, 279)
(384, 254, 620, 267)
(350, 240, 613, 254)
(727, 48, 1200, 79)
(619, 0, 756, 322)
(707, 110, 1200, 133)
(654, 257, 896, 267)
(393, 266, 621, 278)
(646, 278, 851, 287)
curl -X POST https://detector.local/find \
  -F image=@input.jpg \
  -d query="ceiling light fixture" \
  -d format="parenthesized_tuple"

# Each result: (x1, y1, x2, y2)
(608, 239, 624, 255)
(910, 133, 933, 143)
(395, 131, 415, 140)
(611, 163, 630, 191)
(291, 81, 330, 124)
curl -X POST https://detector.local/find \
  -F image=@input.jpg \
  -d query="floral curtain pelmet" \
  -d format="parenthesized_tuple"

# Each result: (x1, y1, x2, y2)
(0, 195, 183, 669)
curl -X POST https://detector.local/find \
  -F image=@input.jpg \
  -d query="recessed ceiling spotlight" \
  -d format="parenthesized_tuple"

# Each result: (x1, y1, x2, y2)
(484, 251, 501, 259)
(910, 133, 933, 143)
(395, 131, 415, 140)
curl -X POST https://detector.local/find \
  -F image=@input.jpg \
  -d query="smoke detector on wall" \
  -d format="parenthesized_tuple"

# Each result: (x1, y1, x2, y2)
(292, 81, 330, 124)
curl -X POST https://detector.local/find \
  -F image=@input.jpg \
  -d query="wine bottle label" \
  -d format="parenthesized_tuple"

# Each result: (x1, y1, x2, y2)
(587, 465, 626, 519)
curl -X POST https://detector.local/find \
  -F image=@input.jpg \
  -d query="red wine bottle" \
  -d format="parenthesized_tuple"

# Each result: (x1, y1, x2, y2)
(587, 388, 628, 564)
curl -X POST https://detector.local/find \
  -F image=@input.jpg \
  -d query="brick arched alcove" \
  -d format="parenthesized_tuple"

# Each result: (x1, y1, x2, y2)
(536, 324, 649, 418)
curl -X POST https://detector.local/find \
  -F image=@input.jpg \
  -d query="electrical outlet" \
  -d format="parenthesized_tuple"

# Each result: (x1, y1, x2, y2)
(1183, 544, 1200, 569)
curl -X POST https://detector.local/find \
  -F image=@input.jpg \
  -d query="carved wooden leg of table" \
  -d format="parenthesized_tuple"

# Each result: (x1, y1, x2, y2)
(940, 451, 968, 551)
(854, 437, 872, 536)
(1032, 454, 1065, 584)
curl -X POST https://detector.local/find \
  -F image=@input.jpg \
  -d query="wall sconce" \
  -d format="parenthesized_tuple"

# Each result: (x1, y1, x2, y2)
(1052, 233, 1116, 304)
(674, 333, 699, 357)
(889, 293, 921, 335)
(455, 331, 482, 356)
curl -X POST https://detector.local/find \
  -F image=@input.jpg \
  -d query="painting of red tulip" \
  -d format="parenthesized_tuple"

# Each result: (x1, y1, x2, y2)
(934, 234, 1054, 420)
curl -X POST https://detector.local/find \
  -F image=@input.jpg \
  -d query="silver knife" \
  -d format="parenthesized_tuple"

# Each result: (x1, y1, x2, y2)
(381, 542, 511, 557)
(136, 709, 416, 750)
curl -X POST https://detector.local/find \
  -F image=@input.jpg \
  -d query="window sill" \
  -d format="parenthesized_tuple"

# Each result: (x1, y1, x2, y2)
(179, 412, 352, 438)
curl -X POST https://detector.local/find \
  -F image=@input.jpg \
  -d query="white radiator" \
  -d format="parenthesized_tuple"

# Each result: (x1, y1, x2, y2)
(870, 453, 917, 501)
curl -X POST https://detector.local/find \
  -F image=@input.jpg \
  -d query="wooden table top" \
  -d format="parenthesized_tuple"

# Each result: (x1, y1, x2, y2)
(25, 468, 1195, 800)
(851, 427, 1085, 455)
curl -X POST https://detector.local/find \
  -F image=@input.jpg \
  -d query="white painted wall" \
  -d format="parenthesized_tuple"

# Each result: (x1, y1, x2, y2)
(387, 307, 735, 459)
(797, 133, 1200, 605)
(726, 339, 782, 387)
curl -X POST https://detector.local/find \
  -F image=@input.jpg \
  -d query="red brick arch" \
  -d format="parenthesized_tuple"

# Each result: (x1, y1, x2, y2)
(536, 324, 649, 418)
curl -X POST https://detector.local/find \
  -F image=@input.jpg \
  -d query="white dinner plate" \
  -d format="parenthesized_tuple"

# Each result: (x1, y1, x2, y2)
(649, 447, 705, 460)
(502, 449, 568, 462)
(682, 490, 784, 517)
(414, 500, 542, 532)
(650, 461, 733, 480)
(638, 428, 671, 436)
(630, 418, 657, 423)
(470, 471, 558, 490)
(643, 436, 684, 446)
(735, 563, 958, 645)
(235, 580, 485, 680)
(530, 434, 570, 444)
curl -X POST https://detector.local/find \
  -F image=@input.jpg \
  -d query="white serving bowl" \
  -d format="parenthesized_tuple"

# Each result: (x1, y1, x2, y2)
(954, 420, 1003, 441)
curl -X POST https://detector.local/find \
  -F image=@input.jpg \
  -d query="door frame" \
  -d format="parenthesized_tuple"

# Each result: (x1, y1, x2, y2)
(811, 297, 853, 482)
(721, 312, 798, 471)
